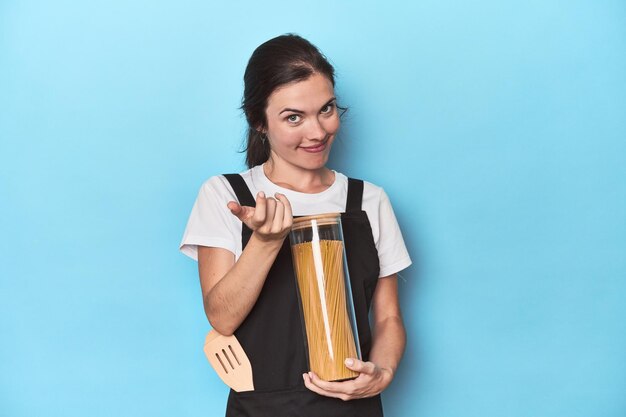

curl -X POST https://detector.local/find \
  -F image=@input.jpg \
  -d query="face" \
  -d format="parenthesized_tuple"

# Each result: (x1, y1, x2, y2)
(263, 73, 340, 172)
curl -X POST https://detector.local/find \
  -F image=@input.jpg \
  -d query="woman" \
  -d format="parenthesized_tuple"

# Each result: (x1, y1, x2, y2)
(180, 34, 411, 417)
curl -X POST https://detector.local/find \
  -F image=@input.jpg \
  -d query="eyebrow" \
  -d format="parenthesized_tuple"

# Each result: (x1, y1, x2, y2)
(279, 97, 337, 115)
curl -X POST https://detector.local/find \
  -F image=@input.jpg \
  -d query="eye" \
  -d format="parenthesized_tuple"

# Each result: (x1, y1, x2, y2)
(286, 114, 301, 123)
(320, 102, 336, 114)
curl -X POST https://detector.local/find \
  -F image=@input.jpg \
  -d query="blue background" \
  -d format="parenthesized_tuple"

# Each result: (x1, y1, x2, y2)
(1, 1, 625, 416)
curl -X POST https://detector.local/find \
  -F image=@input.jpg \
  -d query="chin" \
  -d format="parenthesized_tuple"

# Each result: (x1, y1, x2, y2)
(305, 154, 331, 170)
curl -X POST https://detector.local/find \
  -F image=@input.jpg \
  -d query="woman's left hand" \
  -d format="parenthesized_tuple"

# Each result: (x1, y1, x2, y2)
(302, 358, 394, 401)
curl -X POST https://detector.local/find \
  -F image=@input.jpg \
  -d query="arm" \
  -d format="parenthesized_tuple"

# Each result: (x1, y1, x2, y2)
(368, 274, 406, 380)
(198, 192, 293, 336)
(303, 274, 406, 400)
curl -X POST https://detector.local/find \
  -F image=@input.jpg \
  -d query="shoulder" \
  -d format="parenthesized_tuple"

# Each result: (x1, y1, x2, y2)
(350, 176, 386, 208)
(198, 167, 254, 200)
(194, 175, 234, 202)
(201, 174, 231, 190)
(362, 179, 384, 198)
(330, 171, 387, 207)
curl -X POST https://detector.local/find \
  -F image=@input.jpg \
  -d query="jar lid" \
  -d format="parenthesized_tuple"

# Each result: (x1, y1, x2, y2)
(291, 213, 340, 230)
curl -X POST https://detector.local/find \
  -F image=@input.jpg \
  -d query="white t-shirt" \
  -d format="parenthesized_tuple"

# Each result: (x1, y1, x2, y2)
(179, 165, 411, 278)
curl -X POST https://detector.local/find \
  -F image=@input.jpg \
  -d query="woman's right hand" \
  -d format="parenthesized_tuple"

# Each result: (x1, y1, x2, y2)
(227, 191, 293, 242)
(201, 192, 293, 335)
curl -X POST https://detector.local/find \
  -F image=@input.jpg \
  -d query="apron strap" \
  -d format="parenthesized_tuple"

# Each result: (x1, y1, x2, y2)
(346, 178, 364, 212)
(223, 174, 256, 207)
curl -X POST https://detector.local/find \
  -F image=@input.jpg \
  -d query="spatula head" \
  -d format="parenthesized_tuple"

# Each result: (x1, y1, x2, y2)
(203, 330, 254, 392)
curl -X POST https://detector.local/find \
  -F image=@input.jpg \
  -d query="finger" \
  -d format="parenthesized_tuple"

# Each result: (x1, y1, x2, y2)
(345, 358, 376, 375)
(271, 199, 285, 233)
(264, 198, 277, 229)
(251, 192, 266, 226)
(275, 193, 293, 228)
(307, 372, 355, 395)
(227, 201, 242, 217)
(303, 373, 348, 400)
(228, 202, 255, 223)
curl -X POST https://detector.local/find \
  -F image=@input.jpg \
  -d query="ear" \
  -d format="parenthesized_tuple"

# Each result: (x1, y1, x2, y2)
(254, 122, 268, 135)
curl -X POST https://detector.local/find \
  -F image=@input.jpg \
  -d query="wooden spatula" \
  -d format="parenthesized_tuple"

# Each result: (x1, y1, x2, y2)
(203, 330, 254, 392)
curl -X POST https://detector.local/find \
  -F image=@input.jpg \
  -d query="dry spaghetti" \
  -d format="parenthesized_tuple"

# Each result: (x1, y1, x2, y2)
(291, 239, 359, 381)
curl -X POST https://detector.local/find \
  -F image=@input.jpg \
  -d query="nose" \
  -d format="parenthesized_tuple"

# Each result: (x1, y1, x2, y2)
(304, 117, 327, 141)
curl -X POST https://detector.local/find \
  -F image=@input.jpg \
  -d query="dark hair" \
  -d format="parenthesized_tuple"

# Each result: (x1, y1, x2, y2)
(241, 34, 337, 168)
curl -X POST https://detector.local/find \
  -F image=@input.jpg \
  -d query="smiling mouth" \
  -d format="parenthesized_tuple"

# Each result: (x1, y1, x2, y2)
(299, 140, 328, 153)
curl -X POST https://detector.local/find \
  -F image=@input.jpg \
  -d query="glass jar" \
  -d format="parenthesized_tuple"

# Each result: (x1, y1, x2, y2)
(290, 213, 361, 381)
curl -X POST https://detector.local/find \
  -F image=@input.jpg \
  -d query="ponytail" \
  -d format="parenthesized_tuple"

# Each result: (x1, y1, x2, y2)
(245, 128, 271, 168)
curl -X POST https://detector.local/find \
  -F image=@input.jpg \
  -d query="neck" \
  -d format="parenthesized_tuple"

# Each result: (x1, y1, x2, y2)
(263, 157, 334, 194)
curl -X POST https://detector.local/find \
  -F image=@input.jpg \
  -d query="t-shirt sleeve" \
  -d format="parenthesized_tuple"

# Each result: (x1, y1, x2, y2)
(179, 176, 240, 261)
(376, 189, 412, 277)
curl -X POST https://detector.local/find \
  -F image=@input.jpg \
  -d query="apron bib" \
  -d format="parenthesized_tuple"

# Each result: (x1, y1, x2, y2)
(222, 174, 383, 417)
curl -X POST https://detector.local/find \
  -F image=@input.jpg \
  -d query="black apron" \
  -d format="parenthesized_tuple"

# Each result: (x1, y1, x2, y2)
(222, 174, 384, 417)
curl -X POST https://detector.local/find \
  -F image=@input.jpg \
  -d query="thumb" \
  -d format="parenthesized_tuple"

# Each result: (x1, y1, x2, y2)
(227, 201, 244, 218)
(227, 201, 255, 224)
(345, 358, 376, 375)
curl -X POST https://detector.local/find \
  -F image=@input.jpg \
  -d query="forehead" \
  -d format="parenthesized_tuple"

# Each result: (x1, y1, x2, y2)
(266, 73, 335, 113)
